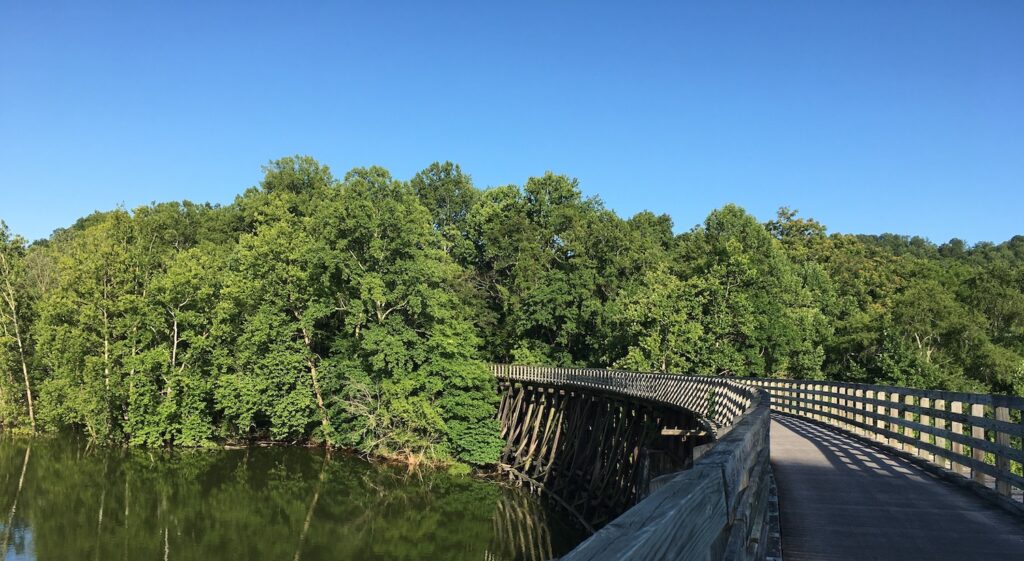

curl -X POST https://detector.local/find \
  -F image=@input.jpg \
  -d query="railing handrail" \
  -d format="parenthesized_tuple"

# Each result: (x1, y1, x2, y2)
(492, 363, 765, 431)
(734, 375, 1024, 409)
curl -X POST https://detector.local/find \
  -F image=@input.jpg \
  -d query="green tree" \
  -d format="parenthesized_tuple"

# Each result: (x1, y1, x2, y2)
(0, 222, 37, 431)
(612, 266, 703, 373)
(213, 157, 337, 442)
(321, 166, 500, 464)
(34, 211, 139, 439)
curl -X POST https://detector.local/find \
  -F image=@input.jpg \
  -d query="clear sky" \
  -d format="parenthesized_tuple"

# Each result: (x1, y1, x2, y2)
(1, 1, 1021, 243)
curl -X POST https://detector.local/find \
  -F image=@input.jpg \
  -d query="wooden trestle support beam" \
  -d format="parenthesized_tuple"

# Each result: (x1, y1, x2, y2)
(497, 379, 713, 528)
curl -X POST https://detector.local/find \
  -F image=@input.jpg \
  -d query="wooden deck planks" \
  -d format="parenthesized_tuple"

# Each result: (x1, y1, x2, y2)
(772, 414, 1024, 561)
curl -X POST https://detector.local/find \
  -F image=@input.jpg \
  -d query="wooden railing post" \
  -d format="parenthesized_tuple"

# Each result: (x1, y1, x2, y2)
(919, 397, 932, 462)
(876, 391, 888, 444)
(813, 383, 821, 422)
(950, 401, 968, 476)
(933, 399, 947, 469)
(855, 388, 865, 436)
(828, 384, 837, 426)
(838, 386, 848, 430)
(837, 385, 844, 428)
(804, 382, 811, 419)
(995, 406, 1011, 497)
(889, 391, 901, 449)
(970, 403, 986, 485)
(905, 394, 917, 456)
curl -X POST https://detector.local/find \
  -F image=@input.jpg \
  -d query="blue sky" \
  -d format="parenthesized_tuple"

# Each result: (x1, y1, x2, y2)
(1, 1, 1021, 243)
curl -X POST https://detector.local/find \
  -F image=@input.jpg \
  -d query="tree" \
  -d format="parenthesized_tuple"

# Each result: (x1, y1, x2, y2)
(320, 166, 500, 464)
(213, 157, 337, 442)
(34, 210, 140, 440)
(0, 223, 37, 431)
(612, 267, 703, 373)
(410, 161, 478, 251)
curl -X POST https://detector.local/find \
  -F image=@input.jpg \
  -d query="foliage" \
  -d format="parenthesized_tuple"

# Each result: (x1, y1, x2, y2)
(2, 156, 1022, 466)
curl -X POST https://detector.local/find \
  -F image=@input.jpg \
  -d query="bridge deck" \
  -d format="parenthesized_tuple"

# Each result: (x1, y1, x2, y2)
(771, 414, 1024, 560)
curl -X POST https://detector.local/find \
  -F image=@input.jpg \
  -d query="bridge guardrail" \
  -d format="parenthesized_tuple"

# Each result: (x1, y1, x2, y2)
(491, 364, 760, 431)
(493, 365, 772, 561)
(740, 378, 1024, 512)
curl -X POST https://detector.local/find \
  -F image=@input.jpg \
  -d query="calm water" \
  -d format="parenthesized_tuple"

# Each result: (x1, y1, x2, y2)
(0, 436, 585, 561)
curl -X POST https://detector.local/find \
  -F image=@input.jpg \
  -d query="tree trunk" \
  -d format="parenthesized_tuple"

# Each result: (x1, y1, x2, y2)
(0, 254, 34, 432)
(14, 323, 35, 433)
(170, 311, 179, 369)
(299, 324, 332, 443)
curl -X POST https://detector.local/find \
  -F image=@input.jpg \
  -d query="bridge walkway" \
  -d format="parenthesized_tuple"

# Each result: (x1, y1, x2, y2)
(771, 414, 1024, 560)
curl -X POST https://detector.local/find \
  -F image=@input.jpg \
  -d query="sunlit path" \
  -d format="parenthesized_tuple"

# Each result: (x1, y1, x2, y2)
(771, 414, 1024, 561)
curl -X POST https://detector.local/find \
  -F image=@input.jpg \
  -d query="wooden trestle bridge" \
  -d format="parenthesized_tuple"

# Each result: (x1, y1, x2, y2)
(492, 364, 1024, 561)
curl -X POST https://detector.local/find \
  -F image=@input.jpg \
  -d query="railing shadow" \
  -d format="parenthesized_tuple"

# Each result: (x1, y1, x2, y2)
(772, 414, 918, 480)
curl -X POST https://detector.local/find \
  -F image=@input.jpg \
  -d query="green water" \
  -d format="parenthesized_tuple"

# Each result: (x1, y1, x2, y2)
(0, 436, 585, 561)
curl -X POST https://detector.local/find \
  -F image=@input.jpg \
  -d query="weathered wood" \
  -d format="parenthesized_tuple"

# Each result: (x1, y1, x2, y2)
(995, 406, 1011, 497)
(889, 392, 901, 449)
(950, 401, 968, 475)
(933, 399, 948, 469)
(560, 405, 771, 561)
(494, 364, 771, 561)
(971, 403, 987, 485)
(904, 394, 917, 455)
(919, 397, 933, 462)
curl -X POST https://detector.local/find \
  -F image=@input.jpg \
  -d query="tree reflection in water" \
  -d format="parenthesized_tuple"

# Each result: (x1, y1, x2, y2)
(0, 437, 585, 561)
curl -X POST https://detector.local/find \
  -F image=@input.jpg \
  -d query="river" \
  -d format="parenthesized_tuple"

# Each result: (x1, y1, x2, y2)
(0, 436, 586, 560)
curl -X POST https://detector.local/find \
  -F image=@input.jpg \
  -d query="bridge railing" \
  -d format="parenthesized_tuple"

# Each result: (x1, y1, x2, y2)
(741, 378, 1024, 511)
(493, 365, 772, 561)
(491, 363, 760, 431)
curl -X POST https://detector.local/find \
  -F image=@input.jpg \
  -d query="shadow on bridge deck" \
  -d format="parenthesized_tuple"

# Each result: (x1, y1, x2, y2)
(771, 414, 1024, 560)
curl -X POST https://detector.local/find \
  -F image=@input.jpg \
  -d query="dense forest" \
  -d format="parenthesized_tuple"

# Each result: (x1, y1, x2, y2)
(1, 156, 1022, 466)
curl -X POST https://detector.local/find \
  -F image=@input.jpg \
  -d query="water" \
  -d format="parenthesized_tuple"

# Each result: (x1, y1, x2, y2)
(0, 436, 586, 561)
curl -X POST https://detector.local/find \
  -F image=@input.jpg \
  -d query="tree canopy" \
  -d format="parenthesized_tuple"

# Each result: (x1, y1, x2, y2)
(2, 157, 1022, 465)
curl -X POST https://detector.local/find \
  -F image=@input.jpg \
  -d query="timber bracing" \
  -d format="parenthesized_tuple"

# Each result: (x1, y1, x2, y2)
(493, 364, 760, 528)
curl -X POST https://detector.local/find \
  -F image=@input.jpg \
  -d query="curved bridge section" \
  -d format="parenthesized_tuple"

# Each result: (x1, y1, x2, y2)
(493, 365, 772, 561)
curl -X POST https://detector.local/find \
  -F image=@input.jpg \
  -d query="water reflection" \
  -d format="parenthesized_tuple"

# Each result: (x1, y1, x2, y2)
(0, 437, 585, 561)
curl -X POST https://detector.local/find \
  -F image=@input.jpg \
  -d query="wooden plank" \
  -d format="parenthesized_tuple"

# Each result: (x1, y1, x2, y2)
(919, 397, 933, 462)
(971, 403, 987, 485)
(933, 399, 947, 469)
(560, 466, 729, 561)
(855, 388, 865, 437)
(889, 392, 901, 449)
(995, 406, 1012, 497)
(830, 384, 839, 427)
(905, 394, 918, 455)
(870, 389, 884, 444)
(950, 401, 968, 476)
